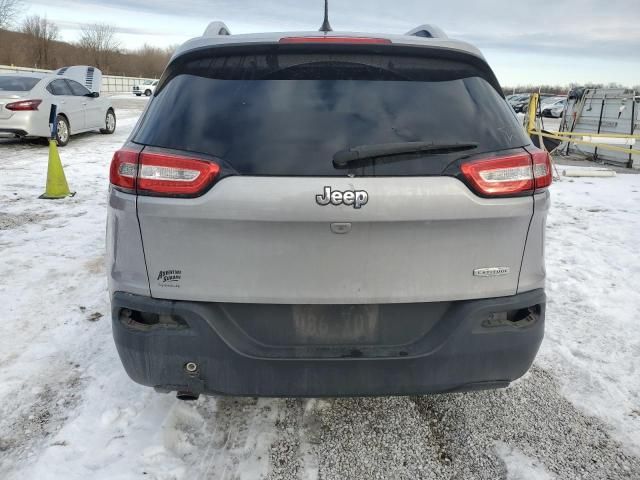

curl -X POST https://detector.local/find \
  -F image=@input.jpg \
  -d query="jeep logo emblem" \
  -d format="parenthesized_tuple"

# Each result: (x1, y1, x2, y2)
(316, 186, 368, 209)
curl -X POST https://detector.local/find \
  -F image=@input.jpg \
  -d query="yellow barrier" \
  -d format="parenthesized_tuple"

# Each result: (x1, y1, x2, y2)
(545, 131, 640, 139)
(530, 131, 640, 156)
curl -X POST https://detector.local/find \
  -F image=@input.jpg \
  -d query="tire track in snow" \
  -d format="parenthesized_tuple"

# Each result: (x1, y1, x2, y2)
(0, 364, 84, 476)
(156, 396, 278, 479)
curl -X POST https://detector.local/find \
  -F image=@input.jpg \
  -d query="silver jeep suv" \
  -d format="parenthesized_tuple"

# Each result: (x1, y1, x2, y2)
(107, 23, 551, 398)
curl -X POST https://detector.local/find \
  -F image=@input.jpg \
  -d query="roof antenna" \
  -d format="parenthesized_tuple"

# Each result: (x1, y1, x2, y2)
(319, 0, 332, 32)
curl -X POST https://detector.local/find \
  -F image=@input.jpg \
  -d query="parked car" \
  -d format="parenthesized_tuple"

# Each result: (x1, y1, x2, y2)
(542, 98, 567, 118)
(509, 94, 531, 113)
(133, 80, 158, 97)
(108, 23, 551, 398)
(0, 73, 115, 146)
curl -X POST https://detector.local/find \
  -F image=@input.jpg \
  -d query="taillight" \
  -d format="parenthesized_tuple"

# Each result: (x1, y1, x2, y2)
(110, 149, 140, 192)
(6, 99, 42, 111)
(137, 152, 220, 196)
(461, 153, 534, 197)
(530, 149, 553, 190)
(279, 36, 392, 45)
(109, 148, 220, 197)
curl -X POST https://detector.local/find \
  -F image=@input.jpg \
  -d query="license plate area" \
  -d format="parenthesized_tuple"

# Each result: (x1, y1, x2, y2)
(208, 302, 453, 359)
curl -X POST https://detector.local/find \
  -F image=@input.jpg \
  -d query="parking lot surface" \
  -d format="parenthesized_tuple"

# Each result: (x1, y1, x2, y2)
(0, 97, 639, 479)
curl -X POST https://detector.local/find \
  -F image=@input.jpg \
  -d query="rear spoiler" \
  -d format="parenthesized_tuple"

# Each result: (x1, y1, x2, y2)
(159, 43, 504, 99)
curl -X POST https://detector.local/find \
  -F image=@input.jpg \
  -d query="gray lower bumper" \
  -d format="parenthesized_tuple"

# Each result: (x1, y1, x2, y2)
(111, 290, 545, 397)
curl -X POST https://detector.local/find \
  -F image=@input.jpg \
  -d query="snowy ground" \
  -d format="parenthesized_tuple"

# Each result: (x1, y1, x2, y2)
(1, 100, 639, 479)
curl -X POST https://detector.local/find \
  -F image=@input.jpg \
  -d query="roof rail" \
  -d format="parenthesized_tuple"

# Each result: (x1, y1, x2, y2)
(405, 24, 448, 39)
(203, 21, 231, 37)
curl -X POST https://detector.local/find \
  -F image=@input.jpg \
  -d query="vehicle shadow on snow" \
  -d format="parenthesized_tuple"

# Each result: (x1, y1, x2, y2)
(0, 130, 107, 148)
(158, 366, 639, 480)
(0, 137, 48, 147)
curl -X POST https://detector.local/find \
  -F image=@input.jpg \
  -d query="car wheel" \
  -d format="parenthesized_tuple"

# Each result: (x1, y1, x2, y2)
(144, 89, 152, 96)
(55, 115, 70, 147)
(135, 93, 141, 97)
(101, 109, 116, 134)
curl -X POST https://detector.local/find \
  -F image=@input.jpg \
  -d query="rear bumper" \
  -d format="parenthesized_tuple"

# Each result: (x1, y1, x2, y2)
(0, 110, 49, 138)
(0, 128, 28, 137)
(111, 289, 545, 397)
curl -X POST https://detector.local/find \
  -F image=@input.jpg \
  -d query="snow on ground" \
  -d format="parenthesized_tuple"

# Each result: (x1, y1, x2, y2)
(107, 93, 151, 102)
(540, 169, 640, 454)
(494, 442, 555, 480)
(0, 101, 639, 479)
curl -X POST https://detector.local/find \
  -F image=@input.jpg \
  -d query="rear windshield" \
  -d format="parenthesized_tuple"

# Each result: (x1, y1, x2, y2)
(0, 76, 41, 92)
(134, 52, 529, 176)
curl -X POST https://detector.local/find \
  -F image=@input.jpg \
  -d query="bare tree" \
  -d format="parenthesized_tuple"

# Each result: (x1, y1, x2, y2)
(1, 25, 171, 77)
(78, 23, 120, 70)
(0, 0, 23, 29)
(132, 43, 173, 76)
(21, 15, 59, 68)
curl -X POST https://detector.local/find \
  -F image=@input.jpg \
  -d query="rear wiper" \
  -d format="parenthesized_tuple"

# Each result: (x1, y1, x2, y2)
(332, 142, 478, 169)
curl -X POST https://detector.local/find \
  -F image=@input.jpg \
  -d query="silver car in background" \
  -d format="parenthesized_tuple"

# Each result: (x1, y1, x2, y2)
(0, 73, 116, 146)
(542, 98, 567, 118)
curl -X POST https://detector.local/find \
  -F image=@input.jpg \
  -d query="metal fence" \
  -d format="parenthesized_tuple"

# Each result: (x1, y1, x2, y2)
(0, 64, 157, 94)
(562, 88, 639, 169)
(101, 75, 156, 93)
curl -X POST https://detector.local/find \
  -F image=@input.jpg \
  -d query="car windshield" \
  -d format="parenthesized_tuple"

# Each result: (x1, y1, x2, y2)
(0, 76, 41, 92)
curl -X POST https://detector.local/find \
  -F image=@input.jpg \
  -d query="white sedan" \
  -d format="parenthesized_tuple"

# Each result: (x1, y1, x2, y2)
(133, 80, 158, 97)
(0, 73, 115, 146)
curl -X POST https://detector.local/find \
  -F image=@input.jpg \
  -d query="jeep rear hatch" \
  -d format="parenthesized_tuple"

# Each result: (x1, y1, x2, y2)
(127, 47, 537, 303)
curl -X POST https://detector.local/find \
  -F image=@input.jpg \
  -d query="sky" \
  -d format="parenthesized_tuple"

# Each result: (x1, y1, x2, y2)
(18, 0, 640, 86)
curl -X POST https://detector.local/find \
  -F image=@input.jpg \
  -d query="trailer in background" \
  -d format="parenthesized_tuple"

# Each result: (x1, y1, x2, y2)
(562, 88, 639, 169)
